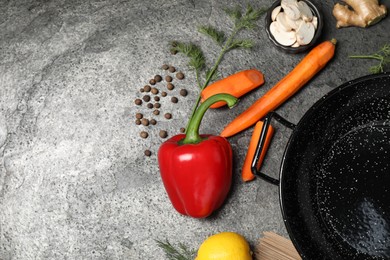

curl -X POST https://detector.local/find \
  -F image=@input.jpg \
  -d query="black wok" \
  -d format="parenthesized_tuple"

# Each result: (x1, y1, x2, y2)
(252, 73, 390, 259)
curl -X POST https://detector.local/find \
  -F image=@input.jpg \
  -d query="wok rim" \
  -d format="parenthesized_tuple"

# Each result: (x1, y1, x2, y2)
(278, 72, 390, 259)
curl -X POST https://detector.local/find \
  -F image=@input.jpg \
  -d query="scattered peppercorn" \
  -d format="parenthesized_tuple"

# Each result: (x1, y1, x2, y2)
(136, 113, 143, 119)
(141, 118, 149, 126)
(153, 110, 160, 115)
(161, 92, 167, 97)
(170, 49, 178, 55)
(165, 113, 172, 119)
(154, 75, 162, 82)
(150, 119, 157, 125)
(144, 150, 152, 156)
(140, 88, 144, 93)
(159, 130, 168, 138)
(147, 103, 153, 109)
(176, 72, 185, 80)
(135, 99, 142, 105)
(162, 64, 169, 70)
(144, 85, 151, 92)
(168, 66, 176, 73)
(154, 103, 161, 108)
(180, 89, 188, 96)
(167, 83, 174, 90)
(143, 95, 151, 102)
(151, 87, 159, 95)
(154, 96, 160, 102)
(165, 76, 173, 82)
(149, 79, 156, 85)
(135, 119, 141, 125)
(140, 131, 148, 138)
(171, 97, 178, 103)
(180, 127, 186, 133)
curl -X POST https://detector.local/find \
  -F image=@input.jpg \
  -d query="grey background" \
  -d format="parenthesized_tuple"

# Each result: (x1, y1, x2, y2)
(0, 0, 389, 259)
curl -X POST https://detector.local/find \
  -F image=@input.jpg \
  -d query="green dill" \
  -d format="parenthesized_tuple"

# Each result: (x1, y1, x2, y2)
(156, 239, 196, 260)
(349, 43, 390, 74)
(169, 4, 267, 132)
(198, 26, 226, 47)
(228, 39, 254, 51)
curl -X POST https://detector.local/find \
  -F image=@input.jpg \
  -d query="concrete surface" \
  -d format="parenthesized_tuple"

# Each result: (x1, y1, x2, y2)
(0, 0, 389, 259)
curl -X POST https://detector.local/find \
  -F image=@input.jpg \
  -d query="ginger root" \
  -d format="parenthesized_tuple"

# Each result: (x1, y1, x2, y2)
(333, 0, 387, 28)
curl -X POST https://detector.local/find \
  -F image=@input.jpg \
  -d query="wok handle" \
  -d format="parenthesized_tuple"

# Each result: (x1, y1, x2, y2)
(251, 112, 296, 186)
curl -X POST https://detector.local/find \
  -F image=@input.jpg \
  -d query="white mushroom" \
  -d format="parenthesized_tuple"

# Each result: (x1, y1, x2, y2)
(270, 21, 297, 46)
(297, 1, 313, 22)
(281, 0, 298, 7)
(296, 22, 315, 45)
(291, 42, 301, 48)
(271, 6, 282, 21)
(285, 14, 303, 30)
(281, 0, 301, 20)
(276, 12, 293, 31)
(312, 16, 318, 29)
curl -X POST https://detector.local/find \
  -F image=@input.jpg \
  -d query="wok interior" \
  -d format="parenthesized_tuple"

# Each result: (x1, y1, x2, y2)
(280, 74, 390, 259)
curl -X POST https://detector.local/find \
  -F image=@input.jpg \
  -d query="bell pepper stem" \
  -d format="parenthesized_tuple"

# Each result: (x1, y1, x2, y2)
(182, 93, 238, 144)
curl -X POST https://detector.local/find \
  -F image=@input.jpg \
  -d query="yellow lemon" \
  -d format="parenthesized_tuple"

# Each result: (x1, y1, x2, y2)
(195, 232, 252, 260)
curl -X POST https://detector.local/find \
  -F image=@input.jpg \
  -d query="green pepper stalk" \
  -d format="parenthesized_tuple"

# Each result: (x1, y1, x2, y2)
(181, 94, 238, 144)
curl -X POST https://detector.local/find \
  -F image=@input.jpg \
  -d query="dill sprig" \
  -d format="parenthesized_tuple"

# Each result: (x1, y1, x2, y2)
(170, 4, 267, 132)
(156, 239, 196, 260)
(198, 26, 226, 47)
(170, 42, 206, 71)
(349, 43, 390, 74)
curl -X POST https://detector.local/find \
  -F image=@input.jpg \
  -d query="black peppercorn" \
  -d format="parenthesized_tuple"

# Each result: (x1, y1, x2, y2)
(144, 150, 152, 156)
(161, 92, 167, 97)
(159, 130, 168, 138)
(149, 79, 156, 85)
(140, 131, 148, 138)
(141, 118, 149, 126)
(147, 103, 153, 109)
(143, 95, 151, 102)
(144, 85, 151, 92)
(153, 110, 160, 115)
(154, 96, 160, 102)
(164, 113, 172, 119)
(171, 97, 178, 103)
(179, 89, 188, 96)
(176, 72, 184, 80)
(151, 87, 159, 95)
(135, 99, 142, 105)
(167, 83, 174, 90)
(150, 119, 157, 125)
(165, 76, 173, 82)
(162, 64, 169, 70)
(154, 75, 162, 82)
(154, 103, 161, 108)
(136, 113, 143, 119)
(168, 66, 176, 73)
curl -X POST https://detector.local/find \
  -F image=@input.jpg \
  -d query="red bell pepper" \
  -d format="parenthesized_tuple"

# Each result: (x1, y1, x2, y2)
(158, 94, 238, 218)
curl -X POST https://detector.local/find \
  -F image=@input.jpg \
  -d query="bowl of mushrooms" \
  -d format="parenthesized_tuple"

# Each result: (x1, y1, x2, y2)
(265, 0, 323, 54)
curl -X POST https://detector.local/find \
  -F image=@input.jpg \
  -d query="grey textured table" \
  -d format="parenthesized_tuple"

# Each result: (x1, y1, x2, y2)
(0, 0, 389, 259)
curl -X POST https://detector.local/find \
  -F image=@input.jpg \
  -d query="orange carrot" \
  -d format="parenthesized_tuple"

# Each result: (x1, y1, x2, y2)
(242, 121, 274, 182)
(221, 39, 337, 138)
(201, 69, 264, 108)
